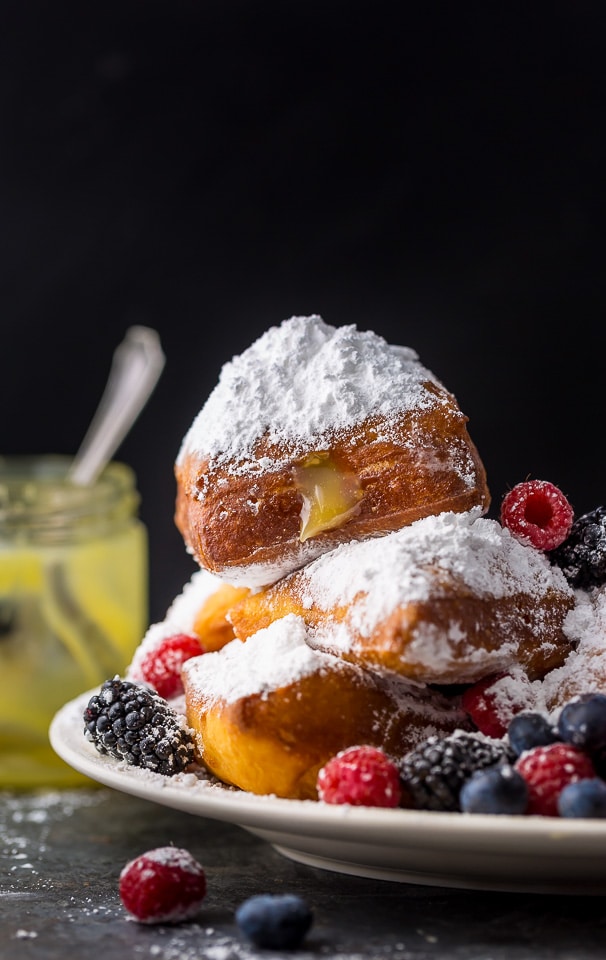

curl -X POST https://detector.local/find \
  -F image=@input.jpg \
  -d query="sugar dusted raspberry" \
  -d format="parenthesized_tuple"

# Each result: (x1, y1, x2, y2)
(461, 672, 532, 738)
(316, 745, 401, 807)
(515, 742, 596, 817)
(500, 480, 574, 551)
(119, 846, 207, 924)
(139, 633, 204, 699)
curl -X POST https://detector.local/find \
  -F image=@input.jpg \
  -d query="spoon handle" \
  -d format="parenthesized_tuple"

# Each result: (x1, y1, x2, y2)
(68, 326, 166, 487)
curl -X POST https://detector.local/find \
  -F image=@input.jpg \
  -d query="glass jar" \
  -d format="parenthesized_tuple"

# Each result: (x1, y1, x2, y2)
(0, 455, 148, 788)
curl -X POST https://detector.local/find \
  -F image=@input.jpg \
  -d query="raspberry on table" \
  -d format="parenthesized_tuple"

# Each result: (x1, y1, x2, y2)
(235, 893, 313, 950)
(500, 479, 574, 551)
(139, 633, 205, 699)
(119, 846, 207, 924)
(316, 745, 401, 807)
(459, 764, 529, 816)
(550, 506, 606, 589)
(514, 741, 596, 816)
(83, 676, 195, 775)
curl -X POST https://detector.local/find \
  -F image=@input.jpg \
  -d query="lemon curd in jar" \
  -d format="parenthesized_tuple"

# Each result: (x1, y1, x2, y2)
(0, 456, 148, 788)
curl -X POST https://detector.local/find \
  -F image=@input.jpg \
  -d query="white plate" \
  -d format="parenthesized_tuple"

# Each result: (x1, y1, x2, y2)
(50, 691, 606, 895)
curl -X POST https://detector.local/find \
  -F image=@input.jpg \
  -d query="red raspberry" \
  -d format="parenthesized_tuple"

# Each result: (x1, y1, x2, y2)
(461, 672, 531, 738)
(119, 846, 207, 924)
(500, 480, 574, 551)
(515, 742, 595, 816)
(316, 745, 401, 807)
(139, 633, 204, 699)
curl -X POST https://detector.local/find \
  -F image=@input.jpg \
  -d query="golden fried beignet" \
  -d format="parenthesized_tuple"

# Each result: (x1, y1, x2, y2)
(182, 615, 469, 799)
(175, 316, 490, 587)
(227, 510, 577, 685)
(192, 583, 249, 652)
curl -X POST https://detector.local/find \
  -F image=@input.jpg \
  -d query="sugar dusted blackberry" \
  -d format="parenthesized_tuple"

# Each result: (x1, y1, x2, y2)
(550, 506, 606, 589)
(399, 732, 514, 812)
(84, 676, 195, 775)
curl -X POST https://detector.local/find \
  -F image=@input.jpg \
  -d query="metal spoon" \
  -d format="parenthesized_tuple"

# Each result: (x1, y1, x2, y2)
(69, 325, 166, 486)
(45, 326, 165, 676)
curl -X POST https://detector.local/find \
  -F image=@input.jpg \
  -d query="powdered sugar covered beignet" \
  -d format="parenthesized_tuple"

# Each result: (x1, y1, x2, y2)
(228, 510, 577, 684)
(175, 316, 490, 587)
(182, 614, 469, 799)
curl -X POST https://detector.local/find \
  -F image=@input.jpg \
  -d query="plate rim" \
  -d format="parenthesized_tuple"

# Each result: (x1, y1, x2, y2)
(50, 689, 606, 847)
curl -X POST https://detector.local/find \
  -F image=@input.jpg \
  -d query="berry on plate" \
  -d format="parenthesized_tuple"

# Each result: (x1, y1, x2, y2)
(514, 741, 596, 816)
(500, 480, 574, 551)
(83, 677, 195, 775)
(558, 778, 606, 818)
(399, 732, 513, 812)
(139, 633, 205, 699)
(507, 711, 560, 758)
(459, 764, 529, 815)
(316, 745, 401, 807)
(550, 506, 606, 589)
(119, 846, 207, 924)
(235, 893, 313, 950)
(557, 692, 606, 756)
(461, 672, 530, 738)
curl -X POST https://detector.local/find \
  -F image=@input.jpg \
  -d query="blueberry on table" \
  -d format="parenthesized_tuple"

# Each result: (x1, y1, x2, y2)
(235, 893, 313, 950)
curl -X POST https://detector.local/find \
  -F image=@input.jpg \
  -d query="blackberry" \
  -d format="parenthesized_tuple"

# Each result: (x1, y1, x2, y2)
(399, 732, 514, 812)
(83, 676, 195, 775)
(550, 506, 606, 589)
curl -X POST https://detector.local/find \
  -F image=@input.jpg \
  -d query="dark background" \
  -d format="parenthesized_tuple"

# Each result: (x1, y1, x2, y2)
(2, 1, 605, 625)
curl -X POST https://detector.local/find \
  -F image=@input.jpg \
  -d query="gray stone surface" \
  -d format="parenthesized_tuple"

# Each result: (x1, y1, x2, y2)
(1, 788, 605, 960)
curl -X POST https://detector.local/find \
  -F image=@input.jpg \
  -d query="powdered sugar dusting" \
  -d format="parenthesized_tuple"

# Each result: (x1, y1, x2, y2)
(540, 587, 606, 710)
(295, 509, 574, 636)
(127, 568, 222, 682)
(183, 615, 339, 705)
(177, 315, 447, 467)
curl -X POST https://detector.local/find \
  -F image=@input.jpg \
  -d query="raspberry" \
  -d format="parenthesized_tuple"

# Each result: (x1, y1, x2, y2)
(461, 672, 529, 738)
(235, 894, 313, 949)
(550, 506, 606, 589)
(139, 633, 205, 699)
(316, 745, 401, 807)
(515, 742, 596, 816)
(119, 846, 207, 924)
(500, 480, 574, 551)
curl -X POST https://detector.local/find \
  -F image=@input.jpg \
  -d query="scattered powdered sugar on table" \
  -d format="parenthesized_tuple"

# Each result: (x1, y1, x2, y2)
(177, 315, 446, 466)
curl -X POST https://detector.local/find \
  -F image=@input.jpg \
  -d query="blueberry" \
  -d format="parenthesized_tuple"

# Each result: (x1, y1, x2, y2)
(459, 765, 529, 815)
(507, 712, 560, 757)
(235, 894, 313, 950)
(557, 778, 606, 818)
(557, 694, 606, 756)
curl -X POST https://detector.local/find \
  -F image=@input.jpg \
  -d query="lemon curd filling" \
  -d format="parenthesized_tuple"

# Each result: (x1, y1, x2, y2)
(294, 453, 364, 542)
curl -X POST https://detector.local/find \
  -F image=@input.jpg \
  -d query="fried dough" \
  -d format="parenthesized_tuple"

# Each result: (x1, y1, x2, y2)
(182, 615, 469, 799)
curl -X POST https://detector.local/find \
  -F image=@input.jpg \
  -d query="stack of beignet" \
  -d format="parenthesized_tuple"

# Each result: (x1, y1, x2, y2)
(128, 315, 586, 800)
